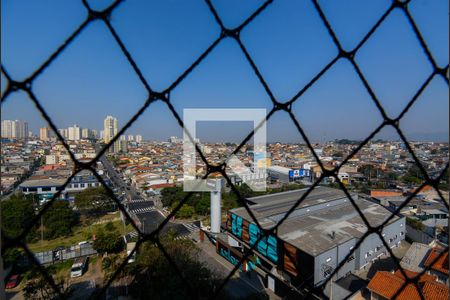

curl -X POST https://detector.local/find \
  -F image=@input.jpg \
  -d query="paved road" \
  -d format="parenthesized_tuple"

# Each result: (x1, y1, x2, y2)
(196, 239, 278, 299)
(94, 144, 142, 200)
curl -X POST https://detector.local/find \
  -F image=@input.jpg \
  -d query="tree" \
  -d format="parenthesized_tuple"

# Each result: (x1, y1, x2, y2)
(93, 228, 123, 255)
(23, 274, 70, 299)
(2, 248, 23, 269)
(161, 186, 187, 208)
(405, 165, 425, 180)
(104, 221, 116, 232)
(43, 201, 78, 239)
(125, 233, 222, 299)
(194, 196, 210, 215)
(1, 192, 37, 240)
(176, 205, 195, 219)
(74, 187, 116, 216)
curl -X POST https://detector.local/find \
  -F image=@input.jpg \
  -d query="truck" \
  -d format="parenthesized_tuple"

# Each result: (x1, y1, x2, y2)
(70, 257, 88, 278)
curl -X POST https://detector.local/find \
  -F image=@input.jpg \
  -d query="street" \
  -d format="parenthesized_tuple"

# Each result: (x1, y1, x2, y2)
(94, 143, 145, 201)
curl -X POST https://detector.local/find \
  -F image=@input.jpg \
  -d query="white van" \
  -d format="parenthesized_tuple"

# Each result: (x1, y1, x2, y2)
(70, 257, 88, 278)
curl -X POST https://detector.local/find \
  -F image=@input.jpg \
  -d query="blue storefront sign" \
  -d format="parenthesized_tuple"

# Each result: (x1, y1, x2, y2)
(289, 169, 309, 178)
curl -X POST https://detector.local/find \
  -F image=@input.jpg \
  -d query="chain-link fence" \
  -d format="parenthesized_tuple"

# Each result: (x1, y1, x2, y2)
(1, 0, 449, 299)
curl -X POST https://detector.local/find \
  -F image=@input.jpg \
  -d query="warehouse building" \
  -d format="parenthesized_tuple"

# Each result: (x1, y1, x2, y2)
(224, 187, 405, 295)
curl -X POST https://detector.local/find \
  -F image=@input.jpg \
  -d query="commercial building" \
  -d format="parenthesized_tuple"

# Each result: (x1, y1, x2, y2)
(267, 166, 292, 183)
(19, 170, 110, 199)
(267, 165, 312, 183)
(224, 187, 405, 295)
(19, 178, 67, 200)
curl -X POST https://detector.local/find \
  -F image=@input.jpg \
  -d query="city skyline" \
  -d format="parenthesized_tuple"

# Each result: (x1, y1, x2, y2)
(1, 0, 448, 143)
(2, 116, 449, 144)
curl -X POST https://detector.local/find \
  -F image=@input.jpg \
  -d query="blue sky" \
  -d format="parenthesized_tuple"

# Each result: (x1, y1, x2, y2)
(1, 0, 448, 143)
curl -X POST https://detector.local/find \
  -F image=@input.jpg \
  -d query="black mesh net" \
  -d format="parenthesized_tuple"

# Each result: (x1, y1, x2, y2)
(1, 0, 448, 299)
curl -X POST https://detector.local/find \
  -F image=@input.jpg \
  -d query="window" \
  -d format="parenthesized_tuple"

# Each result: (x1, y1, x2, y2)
(41, 187, 51, 192)
(400, 231, 404, 236)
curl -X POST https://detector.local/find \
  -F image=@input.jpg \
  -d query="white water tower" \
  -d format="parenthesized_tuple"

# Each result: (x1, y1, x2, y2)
(209, 179, 222, 234)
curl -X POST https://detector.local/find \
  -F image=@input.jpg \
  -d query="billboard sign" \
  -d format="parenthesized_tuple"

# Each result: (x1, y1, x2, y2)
(289, 169, 310, 178)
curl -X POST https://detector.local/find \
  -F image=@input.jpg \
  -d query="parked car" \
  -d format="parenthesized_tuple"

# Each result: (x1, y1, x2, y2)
(70, 257, 88, 278)
(5, 274, 20, 289)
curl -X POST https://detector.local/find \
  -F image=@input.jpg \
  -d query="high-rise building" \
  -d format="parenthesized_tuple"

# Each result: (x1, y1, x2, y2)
(103, 116, 118, 143)
(169, 136, 180, 143)
(119, 140, 128, 153)
(58, 128, 68, 139)
(16, 120, 28, 139)
(39, 127, 51, 141)
(120, 135, 126, 141)
(127, 135, 134, 141)
(135, 134, 143, 143)
(99, 130, 104, 140)
(1, 120, 13, 138)
(104, 116, 119, 152)
(81, 128, 90, 139)
(92, 129, 98, 139)
(68, 124, 81, 141)
(1, 120, 28, 139)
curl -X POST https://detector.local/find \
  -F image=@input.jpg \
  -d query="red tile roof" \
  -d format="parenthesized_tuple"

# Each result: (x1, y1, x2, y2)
(394, 269, 437, 283)
(367, 270, 449, 300)
(367, 271, 421, 300)
(422, 281, 449, 300)
(424, 249, 449, 275)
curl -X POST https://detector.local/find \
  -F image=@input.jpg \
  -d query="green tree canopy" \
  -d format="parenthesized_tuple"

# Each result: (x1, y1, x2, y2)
(43, 201, 78, 239)
(74, 187, 116, 216)
(1, 193, 37, 241)
(92, 228, 123, 255)
(125, 233, 222, 300)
